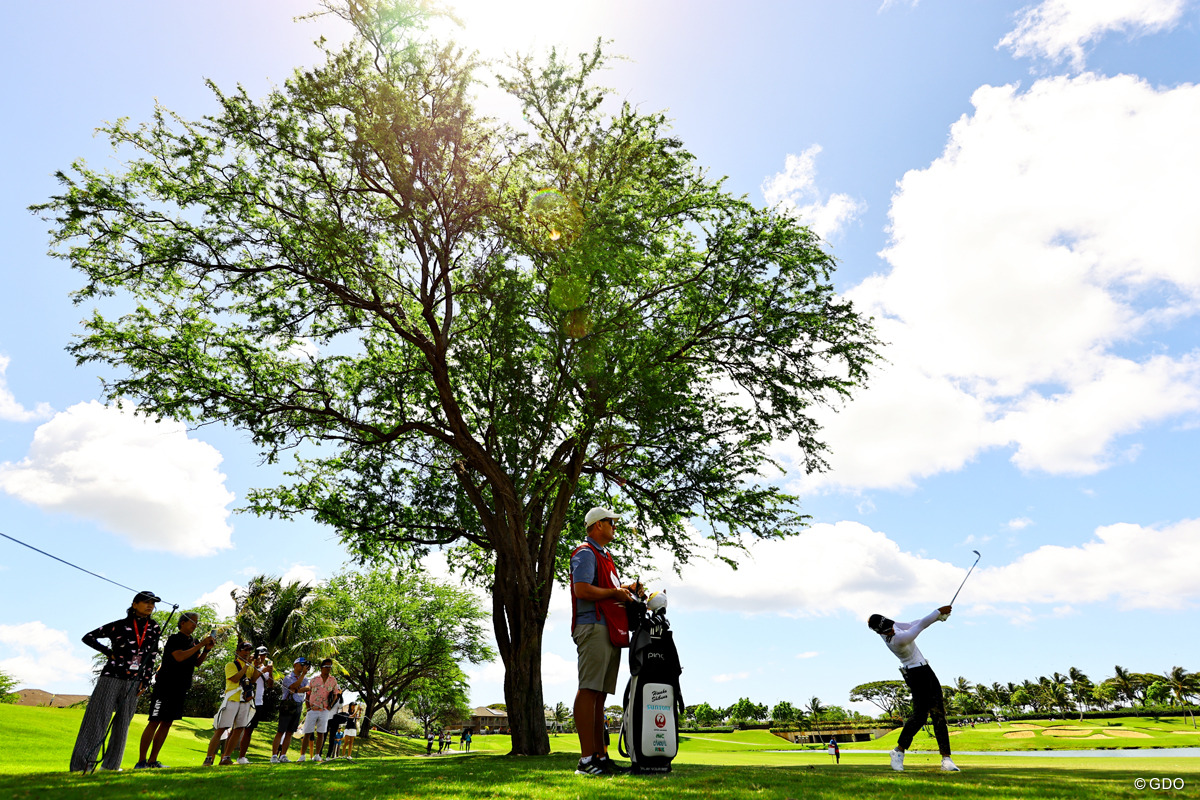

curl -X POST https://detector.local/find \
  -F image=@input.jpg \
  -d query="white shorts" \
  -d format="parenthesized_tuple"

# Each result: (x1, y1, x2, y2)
(302, 707, 333, 734)
(343, 728, 356, 739)
(215, 700, 254, 730)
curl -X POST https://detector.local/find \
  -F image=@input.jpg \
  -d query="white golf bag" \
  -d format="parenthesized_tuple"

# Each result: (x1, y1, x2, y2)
(618, 600, 684, 774)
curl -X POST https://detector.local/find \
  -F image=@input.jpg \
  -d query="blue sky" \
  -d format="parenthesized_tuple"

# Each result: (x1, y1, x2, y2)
(2, 0, 1199, 714)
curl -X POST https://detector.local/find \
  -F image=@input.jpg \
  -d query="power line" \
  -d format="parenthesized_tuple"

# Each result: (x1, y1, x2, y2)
(0, 531, 176, 606)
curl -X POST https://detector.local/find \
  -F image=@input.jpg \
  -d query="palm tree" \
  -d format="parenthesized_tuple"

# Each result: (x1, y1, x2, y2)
(1164, 667, 1199, 728)
(1041, 681, 1072, 717)
(1112, 665, 1138, 708)
(233, 575, 344, 662)
(552, 701, 570, 734)
(1068, 667, 1093, 720)
(806, 696, 826, 722)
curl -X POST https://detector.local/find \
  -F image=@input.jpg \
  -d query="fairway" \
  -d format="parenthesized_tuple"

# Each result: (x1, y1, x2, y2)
(2, 707, 1197, 799)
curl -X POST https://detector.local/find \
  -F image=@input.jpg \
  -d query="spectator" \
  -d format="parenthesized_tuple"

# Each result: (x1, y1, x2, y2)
(204, 641, 260, 766)
(300, 658, 340, 763)
(136, 612, 214, 769)
(236, 646, 275, 763)
(70, 591, 163, 773)
(464, 728, 472, 752)
(342, 702, 362, 760)
(271, 657, 310, 763)
(426, 729, 434, 755)
(326, 693, 348, 759)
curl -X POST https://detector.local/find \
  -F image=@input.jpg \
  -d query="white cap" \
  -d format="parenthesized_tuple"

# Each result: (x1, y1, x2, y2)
(584, 506, 620, 528)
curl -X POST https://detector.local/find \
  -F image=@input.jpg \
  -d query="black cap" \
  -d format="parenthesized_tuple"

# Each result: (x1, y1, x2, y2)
(320, 658, 333, 667)
(867, 614, 895, 634)
(236, 641, 253, 651)
(133, 590, 161, 604)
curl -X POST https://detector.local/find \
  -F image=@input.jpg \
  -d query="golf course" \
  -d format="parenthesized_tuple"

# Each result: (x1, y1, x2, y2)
(2, 705, 1195, 799)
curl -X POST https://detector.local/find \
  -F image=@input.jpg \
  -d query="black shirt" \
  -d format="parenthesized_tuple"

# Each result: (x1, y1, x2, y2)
(81, 610, 162, 685)
(154, 632, 200, 691)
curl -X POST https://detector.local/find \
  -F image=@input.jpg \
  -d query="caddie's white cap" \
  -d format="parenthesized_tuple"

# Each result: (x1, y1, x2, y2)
(584, 506, 620, 528)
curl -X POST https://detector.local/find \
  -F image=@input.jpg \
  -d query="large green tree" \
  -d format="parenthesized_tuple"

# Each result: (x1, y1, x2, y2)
(322, 566, 492, 738)
(35, 1, 877, 754)
(849, 680, 911, 722)
(0, 669, 19, 703)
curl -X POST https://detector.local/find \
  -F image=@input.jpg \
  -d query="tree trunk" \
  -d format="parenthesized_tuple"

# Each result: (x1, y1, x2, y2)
(493, 548, 551, 755)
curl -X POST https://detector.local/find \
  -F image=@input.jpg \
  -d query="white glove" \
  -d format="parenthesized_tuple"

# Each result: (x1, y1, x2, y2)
(937, 613, 950, 621)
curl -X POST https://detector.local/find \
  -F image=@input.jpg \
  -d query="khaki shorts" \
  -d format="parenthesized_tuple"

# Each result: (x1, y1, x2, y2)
(573, 623, 620, 695)
(215, 700, 254, 730)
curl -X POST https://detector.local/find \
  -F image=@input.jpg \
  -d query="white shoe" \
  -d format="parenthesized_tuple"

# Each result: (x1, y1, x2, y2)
(314, 755, 324, 763)
(941, 756, 960, 772)
(297, 755, 306, 763)
(97, 766, 123, 772)
(890, 750, 905, 772)
(236, 757, 250, 765)
(278, 754, 290, 763)
(270, 755, 279, 764)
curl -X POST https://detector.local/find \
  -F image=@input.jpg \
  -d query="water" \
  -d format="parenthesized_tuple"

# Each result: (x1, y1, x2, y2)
(766, 748, 1200, 758)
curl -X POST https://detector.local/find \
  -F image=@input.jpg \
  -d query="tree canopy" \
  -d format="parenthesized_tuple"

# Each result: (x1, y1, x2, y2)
(36, 0, 878, 753)
(323, 566, 492, 736)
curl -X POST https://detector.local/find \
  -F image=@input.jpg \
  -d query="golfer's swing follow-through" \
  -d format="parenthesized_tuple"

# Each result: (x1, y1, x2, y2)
(866, 550, 981, 773)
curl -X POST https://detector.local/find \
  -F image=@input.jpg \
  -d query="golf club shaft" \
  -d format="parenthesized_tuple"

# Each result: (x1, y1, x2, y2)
(949, 552, 982, 606)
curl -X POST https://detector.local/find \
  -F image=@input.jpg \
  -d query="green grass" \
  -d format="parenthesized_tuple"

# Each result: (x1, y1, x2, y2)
(0, 703, 423, 774)
(843, 716, 1200, 752)
(2, 706, 1197, 799)
(1, 749, 1198, 800)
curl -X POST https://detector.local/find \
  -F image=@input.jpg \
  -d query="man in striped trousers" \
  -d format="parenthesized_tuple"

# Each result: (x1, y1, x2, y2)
(70, 591, 162, 773)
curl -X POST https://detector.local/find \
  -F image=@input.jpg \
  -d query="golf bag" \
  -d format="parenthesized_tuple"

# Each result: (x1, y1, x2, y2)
(618, 601, 684, 774)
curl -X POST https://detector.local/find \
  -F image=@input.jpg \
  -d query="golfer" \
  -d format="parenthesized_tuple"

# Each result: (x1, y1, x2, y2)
(71, 590, 163, 773)
(868, 606, 959, 772)
(570, 506, 643, 776)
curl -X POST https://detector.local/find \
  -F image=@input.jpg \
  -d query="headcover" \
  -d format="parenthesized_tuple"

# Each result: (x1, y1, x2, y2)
(867, 614, 895, 634)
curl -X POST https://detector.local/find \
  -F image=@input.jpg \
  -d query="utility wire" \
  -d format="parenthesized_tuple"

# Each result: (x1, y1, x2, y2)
(0, 531, 177, 606)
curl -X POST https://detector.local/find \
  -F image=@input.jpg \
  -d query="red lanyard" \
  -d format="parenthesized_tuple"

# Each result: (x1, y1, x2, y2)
(132, 620, 148, 651)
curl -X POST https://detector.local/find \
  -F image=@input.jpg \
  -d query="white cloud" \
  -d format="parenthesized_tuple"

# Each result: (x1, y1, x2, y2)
(195, 580, 240, 618)
(1007, 517, 1034, 530)
(281, 563, 320, 587)
(762, 145, 865, 240)
(1000, 0, 1188, 68)
(0, 355, 52, 423)
(713, 671, 750, 683)
(798, 73, 1200, 492)
(0, 401, 235, 556)
(795, 651, 819, 660)
(0, 621, 95, 688)
(642, 517, 1200, 619)
(971, 518, 1200, 610)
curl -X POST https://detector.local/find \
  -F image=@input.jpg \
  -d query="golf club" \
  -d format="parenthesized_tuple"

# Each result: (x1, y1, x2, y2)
(948, 549, 982, 606)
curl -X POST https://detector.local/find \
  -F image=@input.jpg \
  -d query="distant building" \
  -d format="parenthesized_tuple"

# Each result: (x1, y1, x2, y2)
(15, 689, 90, 708)
(470, 706, 508, 733)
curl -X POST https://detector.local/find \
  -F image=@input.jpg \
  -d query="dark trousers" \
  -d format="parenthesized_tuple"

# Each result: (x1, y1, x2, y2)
(897, 664, 951, 755)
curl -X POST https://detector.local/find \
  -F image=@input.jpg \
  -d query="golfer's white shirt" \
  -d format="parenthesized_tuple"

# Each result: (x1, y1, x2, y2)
(881, 609, 942, 668)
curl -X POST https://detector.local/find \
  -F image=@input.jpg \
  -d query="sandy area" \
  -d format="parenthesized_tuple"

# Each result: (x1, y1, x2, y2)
(1003, 731, 1036, 739)
(1105, 730, 1152, 738)
(1081, 733, 1114, 739)
(1043, 729, 1094, 737)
